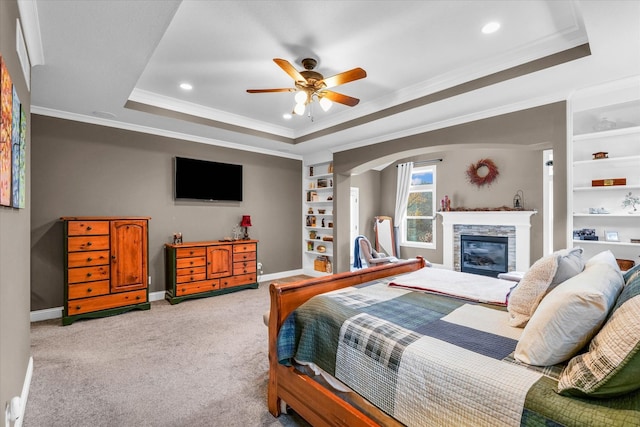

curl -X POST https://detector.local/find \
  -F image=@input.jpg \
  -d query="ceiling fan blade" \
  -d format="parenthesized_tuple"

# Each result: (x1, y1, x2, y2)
(273, 58, 306, 83)
(320, 90, 360, 107)
(320, 68, 366, 89)
(246, 88, 295, 93)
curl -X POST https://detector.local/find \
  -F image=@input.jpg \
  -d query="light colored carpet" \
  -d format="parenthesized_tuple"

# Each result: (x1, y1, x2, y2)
(24, 278, 312, 427)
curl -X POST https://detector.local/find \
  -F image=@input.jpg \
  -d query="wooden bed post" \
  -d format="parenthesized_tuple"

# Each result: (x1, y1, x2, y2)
(267, 282, 283, 416)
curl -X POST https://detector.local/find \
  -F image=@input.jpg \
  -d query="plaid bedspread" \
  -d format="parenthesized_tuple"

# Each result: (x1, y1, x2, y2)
(277, 276, 640, 426)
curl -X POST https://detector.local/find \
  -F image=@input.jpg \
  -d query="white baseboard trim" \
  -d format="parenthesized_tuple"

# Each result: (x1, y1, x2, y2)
(31, 270, 304, 322)
(258, 269, 305, 284)
(9, 356, 33, 427)
(30, 307, 62, 323)
(149, 291, 165, 302)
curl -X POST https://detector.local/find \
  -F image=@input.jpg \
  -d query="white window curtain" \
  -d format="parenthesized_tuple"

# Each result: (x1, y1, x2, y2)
(394, 162, 413, 256)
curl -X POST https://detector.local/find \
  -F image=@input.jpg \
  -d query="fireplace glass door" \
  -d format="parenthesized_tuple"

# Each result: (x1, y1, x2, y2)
(460, 235, 508, 277)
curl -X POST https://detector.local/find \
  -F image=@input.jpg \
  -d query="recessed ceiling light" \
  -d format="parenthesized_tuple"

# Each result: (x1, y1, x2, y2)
(283, 113, 292, 120)
(179, 83, 193, 90)
(92, 110, 116, 119)
(482, 22, 501, 34)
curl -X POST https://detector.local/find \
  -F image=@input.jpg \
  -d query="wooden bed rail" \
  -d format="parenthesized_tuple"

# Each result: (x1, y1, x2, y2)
(267, 257, 426, 424)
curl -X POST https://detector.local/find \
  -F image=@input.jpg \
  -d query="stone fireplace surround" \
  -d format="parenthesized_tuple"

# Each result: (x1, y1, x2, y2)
(438, 211, 537, 272)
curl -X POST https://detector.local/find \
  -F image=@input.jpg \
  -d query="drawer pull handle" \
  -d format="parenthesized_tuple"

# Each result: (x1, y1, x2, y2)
(190, 251, 194, 255)
(75, 305, 81, 310)
(87, 288, 92, 293)
(190, 277, 194, 281)
(87, 272, 92, 277)
(87, 257, 92, 262)
(86, 241, 92, 247)
(86, 226, 92, 231)
(136, 296, 141, 300)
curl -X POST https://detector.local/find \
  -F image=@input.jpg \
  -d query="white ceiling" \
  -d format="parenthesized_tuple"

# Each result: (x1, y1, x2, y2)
(24, 0, 640, 160)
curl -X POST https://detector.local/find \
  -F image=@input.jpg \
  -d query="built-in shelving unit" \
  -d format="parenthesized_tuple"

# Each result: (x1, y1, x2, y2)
(303, 161, 334, 275)
(568, 76, 640, 270)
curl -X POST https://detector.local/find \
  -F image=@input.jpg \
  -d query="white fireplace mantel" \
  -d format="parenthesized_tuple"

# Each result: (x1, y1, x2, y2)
(438, 211, 537, 272)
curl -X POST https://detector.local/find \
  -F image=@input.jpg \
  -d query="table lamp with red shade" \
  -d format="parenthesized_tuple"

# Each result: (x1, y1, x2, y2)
(240, 215, 252, 240)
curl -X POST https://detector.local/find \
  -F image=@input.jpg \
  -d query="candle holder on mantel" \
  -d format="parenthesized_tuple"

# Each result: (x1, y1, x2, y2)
(240, 215, 252, 240)
(513, 190, 524, 210)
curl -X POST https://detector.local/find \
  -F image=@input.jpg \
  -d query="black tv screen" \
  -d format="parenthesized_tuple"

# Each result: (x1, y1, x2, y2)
(174, 157, 243, 201)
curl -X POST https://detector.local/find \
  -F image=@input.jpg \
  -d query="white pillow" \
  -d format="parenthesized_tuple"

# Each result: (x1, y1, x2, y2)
(514, 261, 623, 366)
(585, 250, 621, 273)
(507, 248, 584, 327)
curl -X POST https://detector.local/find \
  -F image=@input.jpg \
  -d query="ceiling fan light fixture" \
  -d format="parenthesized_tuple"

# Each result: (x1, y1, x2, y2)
(293, 102, 306, 115)
(294, 91, 307, 104)
(247, 57, 366, 114)
(319, 96, 332, 112)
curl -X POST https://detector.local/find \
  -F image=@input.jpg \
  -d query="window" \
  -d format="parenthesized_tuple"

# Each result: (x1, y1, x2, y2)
(403, 165, 436, 247)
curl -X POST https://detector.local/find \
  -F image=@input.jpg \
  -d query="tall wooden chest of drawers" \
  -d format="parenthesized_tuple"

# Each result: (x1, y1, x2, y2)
(165, 240, 258, 304)
(61, 216, 151, 325)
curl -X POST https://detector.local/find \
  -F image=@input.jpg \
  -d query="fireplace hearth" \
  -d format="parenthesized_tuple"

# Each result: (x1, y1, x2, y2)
(461, 235, 508, 278)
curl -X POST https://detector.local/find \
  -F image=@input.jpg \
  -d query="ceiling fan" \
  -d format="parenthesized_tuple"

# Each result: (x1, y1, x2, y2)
(246, 58, 367, 115)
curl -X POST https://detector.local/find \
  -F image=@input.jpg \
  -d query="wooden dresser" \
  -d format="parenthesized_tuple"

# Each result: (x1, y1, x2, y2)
(61, 216, 150, 325)
(165, 240, 258, 304)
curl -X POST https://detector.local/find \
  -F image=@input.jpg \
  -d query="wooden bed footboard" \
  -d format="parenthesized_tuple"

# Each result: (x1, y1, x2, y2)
(267, 257, 426, 426)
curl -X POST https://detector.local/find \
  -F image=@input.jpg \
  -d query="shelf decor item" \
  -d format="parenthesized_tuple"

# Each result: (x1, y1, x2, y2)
(173, 232, 183, 245)
(605, 231, 620, 242)
(592, 151, 609, 159)
(466, 158, 499, 187)
(592, 178, 626, 186)
(240, 215, 252, 240)
(573, 228, 598, 240)
(513, 190, 524, 210)
(593, 116, 617, 131)
(314, 256, 327, 272)
(622, 192, 640, 213)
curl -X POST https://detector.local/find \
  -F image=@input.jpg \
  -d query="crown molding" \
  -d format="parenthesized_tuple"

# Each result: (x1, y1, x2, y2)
(17, 0, 45, 66)
(128, 88, 295, 139)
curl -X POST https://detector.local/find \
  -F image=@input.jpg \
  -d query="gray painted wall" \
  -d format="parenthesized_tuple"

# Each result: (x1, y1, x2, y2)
(31, 115, 302, 311)
(1, 0, 32, 418)
(378, 147, 544, 265)
(332, 103, 567, 273)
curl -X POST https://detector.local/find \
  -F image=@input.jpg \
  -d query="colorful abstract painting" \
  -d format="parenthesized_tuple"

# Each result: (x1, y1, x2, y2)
(11, 87, 21, 207)
(0, 55, 13, 207)
(18, 106, 26, 208)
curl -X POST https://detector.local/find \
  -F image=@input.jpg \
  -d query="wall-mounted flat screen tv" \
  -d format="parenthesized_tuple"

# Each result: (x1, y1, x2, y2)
(174, 157, 243, 201)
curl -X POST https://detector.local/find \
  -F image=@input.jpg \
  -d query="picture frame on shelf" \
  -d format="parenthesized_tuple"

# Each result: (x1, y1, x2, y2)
(605, 230, 620, 242)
